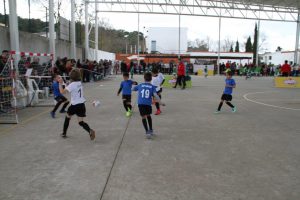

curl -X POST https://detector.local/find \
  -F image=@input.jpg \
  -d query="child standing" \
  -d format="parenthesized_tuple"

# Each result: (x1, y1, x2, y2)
(204, 65, 208, 78)
(117, 72, 137, 117)
(151, 68, 165, 115)
(50, 74, 69, 118)
(215, 72, 237, 114)
(58, 69, 95, 140)
(133, 72, 164, 139)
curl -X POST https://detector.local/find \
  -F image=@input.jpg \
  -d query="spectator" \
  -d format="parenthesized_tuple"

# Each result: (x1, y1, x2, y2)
(281, 60, 291, 77)
(173, 59, 186, 89)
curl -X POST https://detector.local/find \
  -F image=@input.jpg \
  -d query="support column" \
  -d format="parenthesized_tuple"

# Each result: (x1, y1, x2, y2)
(49, 0, 55, 64)
(178, 14, 181, 58)
(8, 0, 20, 67)
(137, 12, 140, 66)
(294, 11, 300, 65)
(85, 0, 89, 60)
(71, 0, 76, 60)
(217, 17, 221, 75)
(256, 20, 260, 66)
(95, 3, 99, 61)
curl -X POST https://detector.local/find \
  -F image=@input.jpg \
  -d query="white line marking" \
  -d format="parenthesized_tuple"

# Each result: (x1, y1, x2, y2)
(243, 91, 300, 111)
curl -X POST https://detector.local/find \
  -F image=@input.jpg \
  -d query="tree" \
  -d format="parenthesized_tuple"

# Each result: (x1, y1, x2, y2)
(235, 40, 240, 52)
(221, 37, 234, 52)
(245, 36, 253, 52)
(230, 45, 233, 52)
(276, 46, 282, 52)
(253, 23, 258, 64)
(187, 38, 209, 51)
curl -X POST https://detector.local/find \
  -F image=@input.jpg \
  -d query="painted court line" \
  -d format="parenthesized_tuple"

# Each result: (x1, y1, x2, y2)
(243, 91, 300, 111)
(0, 108, 52, 135)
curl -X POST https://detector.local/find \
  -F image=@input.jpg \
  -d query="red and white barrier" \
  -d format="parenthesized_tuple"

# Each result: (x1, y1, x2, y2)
(9, 51, 53, 59)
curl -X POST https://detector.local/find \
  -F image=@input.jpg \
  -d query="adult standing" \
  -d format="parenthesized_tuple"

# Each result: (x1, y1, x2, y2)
(173, 59, 186, 89)
(120, 60, 127, 73)
(281, 60, 291, 77)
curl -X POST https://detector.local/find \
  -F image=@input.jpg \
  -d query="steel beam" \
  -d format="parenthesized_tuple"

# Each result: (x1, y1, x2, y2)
(49, 0, 55, 63)
(95, 2, 99, 61)
(8, 0, 20, 73)
(294, 11, 300, 64)
(85, 0, 89, 60)
(71, 0, 76, 60)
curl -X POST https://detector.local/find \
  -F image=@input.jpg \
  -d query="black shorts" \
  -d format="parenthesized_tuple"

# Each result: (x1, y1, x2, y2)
(55, 96, 68, 103)
(122, 95, 132, 103)
(138, 105, 152, 116)
(221, 94, 232, 101)
(67, 103, 86, 117)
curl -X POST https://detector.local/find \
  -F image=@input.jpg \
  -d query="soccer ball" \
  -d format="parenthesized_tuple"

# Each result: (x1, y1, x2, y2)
(92, 100, 101, 107)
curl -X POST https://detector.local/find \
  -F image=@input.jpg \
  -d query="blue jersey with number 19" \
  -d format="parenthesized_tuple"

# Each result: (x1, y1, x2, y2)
(133, 83, 157, 106)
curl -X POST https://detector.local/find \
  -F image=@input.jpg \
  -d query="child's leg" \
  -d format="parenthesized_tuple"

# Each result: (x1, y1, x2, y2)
(225, 101, 234, 108)
(123, 99, 128, 111)
(127, 102, 132, 111)
(142, 116, 148, 132)
(77, 117, 91, 133)
(52, 99, 63, 113)
(217, 100, 224, 111)
(60, 100, 69, 112)
(147, 115, 152, 131)
(63, 115, 71, 135)
(155, 93, 161, 110)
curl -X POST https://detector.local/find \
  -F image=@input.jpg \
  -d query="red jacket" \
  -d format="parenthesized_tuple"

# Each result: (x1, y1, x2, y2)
(281, 64, 291, 73)
(177, 62, 185, 76)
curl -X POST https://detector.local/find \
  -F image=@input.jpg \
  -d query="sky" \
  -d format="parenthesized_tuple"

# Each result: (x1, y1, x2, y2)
(0, 0, 298, 53)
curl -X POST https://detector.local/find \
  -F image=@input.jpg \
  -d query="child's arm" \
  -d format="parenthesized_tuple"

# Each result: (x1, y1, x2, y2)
(117, 87, 122, 96)
(58, 78, 68, 94)
(225, 84, 236, 88)
(132, 81, 138, 85)
(160, 79, 165, 86)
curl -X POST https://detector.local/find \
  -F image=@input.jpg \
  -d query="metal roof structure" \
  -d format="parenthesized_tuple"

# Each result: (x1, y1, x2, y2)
(87, 0, 300, 22)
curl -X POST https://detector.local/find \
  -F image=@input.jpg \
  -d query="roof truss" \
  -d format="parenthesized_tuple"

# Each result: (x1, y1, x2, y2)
(86, 0, 299, 22)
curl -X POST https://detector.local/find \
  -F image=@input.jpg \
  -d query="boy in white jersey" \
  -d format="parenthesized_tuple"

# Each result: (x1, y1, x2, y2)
(58, 69, 95, 140)
(151, 68, 165, 115)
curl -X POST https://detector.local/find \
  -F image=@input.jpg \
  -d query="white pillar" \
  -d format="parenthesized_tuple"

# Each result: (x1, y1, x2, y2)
(256, 20, 260, 66)
(294, 12, 300, 65)
(95, 3, 99, 61)
(8, 0, 20, 69)
(85, 0, 89, 60)
(217, 17, 221, 75)
(178, 15, 181, 59)
(71, 0, 76, 60)
(49, 0, 55, 64)
(137, 12, 140, 66)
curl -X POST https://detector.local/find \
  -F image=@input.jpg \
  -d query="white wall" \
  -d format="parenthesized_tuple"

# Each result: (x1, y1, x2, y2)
(189, 52, 253, 65)
(147, 27, 188, 54)
(88, 49, 116, 61)
(262, 51, 300, 65)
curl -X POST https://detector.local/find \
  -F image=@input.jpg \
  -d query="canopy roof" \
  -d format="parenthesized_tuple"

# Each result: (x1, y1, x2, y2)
(88, 0, 300, 22)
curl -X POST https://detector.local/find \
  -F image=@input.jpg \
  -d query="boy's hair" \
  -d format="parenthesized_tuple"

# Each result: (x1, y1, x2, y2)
(152, 68, 158, 74)
(123, 72, 129, 77)
(144, 72, 152, 82)
(52, 73, 59, 80)
(69, 69, 82, 81)
(226, 72, 233, 77)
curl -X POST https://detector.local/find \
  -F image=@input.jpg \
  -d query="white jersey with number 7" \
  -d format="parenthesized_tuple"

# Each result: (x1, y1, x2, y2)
(66, 81, 86, 105)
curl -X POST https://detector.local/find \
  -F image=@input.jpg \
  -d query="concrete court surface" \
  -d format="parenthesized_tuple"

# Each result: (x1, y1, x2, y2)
(0, 75, 300, 200)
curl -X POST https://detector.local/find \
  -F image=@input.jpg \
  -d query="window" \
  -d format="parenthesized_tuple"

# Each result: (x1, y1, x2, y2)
(151, 40, 156, 52)
(269, 56, 272, 60)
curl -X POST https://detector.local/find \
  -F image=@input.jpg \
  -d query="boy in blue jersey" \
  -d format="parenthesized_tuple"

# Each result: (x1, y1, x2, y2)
(117, 72, 138, 117)
(50, 74, 69, 118)
(215, 72, 237, 114)
(133, 72, 165, 139)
